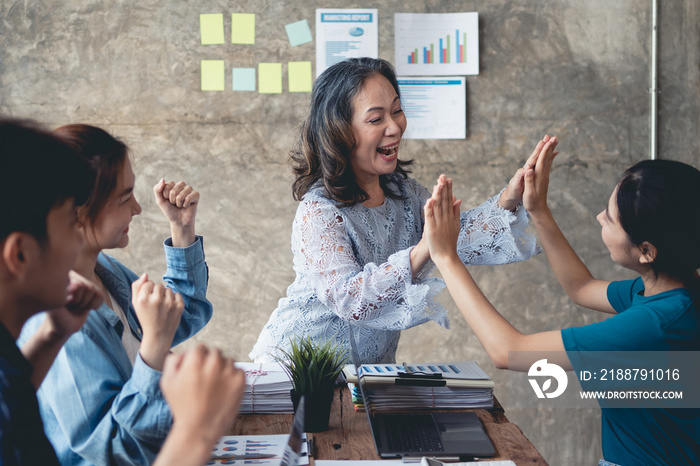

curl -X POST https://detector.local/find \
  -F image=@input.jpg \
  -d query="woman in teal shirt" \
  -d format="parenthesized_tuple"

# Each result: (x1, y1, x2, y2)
(424, 138, 699, 465)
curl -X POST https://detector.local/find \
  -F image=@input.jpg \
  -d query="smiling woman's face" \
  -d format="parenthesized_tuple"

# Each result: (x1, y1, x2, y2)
(349, 73, 407, 187)
(83, 157, 142, 251)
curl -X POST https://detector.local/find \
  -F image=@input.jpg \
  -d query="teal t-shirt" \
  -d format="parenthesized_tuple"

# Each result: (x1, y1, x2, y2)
(561, 277, 700, 465)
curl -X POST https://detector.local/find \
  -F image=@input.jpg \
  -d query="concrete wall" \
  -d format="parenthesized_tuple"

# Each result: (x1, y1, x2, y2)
(2, 1, 698, 464)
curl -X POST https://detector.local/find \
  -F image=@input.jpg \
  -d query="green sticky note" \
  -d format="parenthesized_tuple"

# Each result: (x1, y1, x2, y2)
(201, 60, 225, 91)
(258, 63, 282, 94)
(233, 68, 256, 91)
(288, 61, 312, 92)
(200, 14, 225, 44)
(285, 19, 313, 47)
(232, 13, 255, 44)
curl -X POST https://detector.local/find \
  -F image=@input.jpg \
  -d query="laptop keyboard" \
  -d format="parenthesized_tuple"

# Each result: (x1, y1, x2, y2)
(383, 414, 444, 452)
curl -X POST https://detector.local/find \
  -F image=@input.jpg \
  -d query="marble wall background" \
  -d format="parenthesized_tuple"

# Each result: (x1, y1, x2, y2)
(2, 0, 698, 463)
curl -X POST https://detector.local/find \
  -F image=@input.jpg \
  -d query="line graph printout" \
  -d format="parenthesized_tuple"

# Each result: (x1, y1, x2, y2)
(398, 77, 466, 140)
(316, 8, 378, 77)
(395, 12, 479, 76)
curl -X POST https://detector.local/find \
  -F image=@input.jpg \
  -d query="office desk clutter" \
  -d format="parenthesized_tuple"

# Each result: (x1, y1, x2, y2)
(236, 362, 295, 414)
(343, 361, 494, 411)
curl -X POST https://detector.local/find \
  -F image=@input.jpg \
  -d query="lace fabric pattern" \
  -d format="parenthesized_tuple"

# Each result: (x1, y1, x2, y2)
(250, 175, 538, 364)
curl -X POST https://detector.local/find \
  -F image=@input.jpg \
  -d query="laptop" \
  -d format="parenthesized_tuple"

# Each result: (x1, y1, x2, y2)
(347, 326, 495, 460)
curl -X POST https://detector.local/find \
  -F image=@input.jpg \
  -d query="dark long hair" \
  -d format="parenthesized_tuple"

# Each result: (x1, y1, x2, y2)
(291, 57, 413, 205)
(52, 124, 129, 227)
(616, 159, 700, 281)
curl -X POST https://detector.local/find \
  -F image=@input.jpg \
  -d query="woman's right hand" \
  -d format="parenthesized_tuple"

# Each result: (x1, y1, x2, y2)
(424, 175, 462, 265)
(131, 273, 185, 371)
(522, 136, 558, 216)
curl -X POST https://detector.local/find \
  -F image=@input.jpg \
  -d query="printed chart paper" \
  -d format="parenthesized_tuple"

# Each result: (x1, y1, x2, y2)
(210, 434, 310, 465)
(398, 77, 466, 139)
(395, 12, 479, 76)
(315, 8, 378, 77)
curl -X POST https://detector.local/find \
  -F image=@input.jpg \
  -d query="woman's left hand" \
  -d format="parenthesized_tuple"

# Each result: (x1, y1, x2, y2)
(154, 179, 199, 247)
(499, 135, 558, 211)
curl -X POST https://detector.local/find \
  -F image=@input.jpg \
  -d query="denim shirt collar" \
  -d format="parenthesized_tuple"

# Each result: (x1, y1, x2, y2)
(95, 253, 143, 340)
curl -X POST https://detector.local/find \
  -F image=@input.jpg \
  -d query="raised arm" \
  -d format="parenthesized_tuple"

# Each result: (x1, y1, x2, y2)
(523, 138, 613, 313)
(154, 180, 199, 248)
(448, 136, 556, 265)
(425, 176, 567, 372)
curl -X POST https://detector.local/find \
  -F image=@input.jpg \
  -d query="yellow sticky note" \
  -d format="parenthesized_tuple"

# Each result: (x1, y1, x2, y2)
(200, 14, 224, 44)
(258, 63, 282, 94)
(201, 60, 225, 91)
(288, 61, 312, 93)
(232, 13, 255, 44)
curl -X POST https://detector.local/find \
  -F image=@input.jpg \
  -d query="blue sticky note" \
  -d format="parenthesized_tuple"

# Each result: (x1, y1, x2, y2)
(285, 19, 313, 47)
(233, 68, 256, 91)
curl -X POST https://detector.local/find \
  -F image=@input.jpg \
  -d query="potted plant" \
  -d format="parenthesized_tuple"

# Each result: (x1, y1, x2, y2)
(276, 335, 347, 432)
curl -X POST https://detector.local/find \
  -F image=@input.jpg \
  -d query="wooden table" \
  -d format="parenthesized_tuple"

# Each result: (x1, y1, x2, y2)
(229, 387, 547, 465)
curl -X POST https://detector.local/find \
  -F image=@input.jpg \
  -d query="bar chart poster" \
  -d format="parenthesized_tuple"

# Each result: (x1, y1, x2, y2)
(316, 9, 378, 77)
(398, 77, 466, 139)
(395, 12, 479, 76)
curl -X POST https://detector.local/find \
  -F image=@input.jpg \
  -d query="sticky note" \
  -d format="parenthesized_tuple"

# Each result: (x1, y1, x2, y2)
(288, 61, 312, 92)
(258, 63, 282, 94)
(233, 68, 256, 91)
(200, 14, 225, 44)
(285, 19, 313, 47)
(232, 13, 255, 44)
(201, 60, 225, 91)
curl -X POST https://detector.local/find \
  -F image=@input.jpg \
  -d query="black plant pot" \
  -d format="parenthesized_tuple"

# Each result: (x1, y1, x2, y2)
(290, 388, 334, 432)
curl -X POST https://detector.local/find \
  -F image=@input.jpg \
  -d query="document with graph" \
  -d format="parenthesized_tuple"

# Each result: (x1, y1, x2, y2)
(398, 77, 466, 139)
(316, 8, 378, 77)
(395, 12, 479, 76)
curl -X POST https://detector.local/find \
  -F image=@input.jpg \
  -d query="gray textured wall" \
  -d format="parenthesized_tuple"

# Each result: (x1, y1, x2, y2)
(2, 1, 698, 464)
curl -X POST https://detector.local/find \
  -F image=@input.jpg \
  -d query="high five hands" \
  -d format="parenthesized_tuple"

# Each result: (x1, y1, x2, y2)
(426, 135, 559, 261)
(499, 135, 559, 211)
(153, 179, 199, 248)
(424, 175, 462, 265)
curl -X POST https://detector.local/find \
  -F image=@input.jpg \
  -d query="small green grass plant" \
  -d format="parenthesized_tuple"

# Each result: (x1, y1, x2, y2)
(275, 334, 347, 398)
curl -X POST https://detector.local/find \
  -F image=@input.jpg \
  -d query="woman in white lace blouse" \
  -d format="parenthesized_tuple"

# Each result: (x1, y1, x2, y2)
(250, 58, 545, 364)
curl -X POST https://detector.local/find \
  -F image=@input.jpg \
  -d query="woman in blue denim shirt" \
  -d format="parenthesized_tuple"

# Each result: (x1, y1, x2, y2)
(19, 124, 213, 466)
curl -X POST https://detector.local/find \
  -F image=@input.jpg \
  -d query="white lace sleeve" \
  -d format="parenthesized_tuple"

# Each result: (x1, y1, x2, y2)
(457, 189, 539, 265)
(292, 197, 448, 330)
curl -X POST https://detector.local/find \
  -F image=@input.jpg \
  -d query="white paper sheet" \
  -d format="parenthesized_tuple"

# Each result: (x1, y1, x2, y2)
(209, 434, 309, 465)
(315, 9, 378, 77)
(395, 12, 479, 76)
(398, 77, 466, 139)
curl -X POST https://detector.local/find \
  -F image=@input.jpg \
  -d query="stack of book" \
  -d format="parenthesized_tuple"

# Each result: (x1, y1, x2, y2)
(235, 362, 294, 414)
(343, 361, 494, 411)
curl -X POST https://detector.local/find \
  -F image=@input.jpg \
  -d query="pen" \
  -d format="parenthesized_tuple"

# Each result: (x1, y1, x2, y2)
(210, 453, 278, 461)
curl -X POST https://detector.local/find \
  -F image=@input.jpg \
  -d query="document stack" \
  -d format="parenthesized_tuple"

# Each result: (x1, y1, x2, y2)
(344, 361, 494, 411)
(235, 362, 294, 414)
